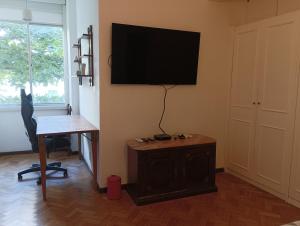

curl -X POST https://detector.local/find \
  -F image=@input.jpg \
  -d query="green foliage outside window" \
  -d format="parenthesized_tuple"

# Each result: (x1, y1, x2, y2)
(0, 21, 65, 105)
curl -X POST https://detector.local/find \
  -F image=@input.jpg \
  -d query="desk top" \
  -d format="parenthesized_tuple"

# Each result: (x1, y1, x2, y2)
(127, 134, 216, 151)
(37, 115, 98, 136)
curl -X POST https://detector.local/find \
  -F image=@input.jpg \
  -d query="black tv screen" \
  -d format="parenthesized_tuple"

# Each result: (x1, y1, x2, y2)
(111, 23, 200, 85)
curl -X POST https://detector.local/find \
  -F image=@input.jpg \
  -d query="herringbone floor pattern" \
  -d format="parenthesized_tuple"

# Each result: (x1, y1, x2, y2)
(0, 153, 300, 226)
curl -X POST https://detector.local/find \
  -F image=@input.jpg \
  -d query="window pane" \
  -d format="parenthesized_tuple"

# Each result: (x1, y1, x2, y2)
(0, 21, 29, 104)
(30, 25, 65, 104)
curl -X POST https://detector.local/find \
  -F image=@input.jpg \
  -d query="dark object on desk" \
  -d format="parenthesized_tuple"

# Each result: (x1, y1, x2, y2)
(153, 133, 172, 140)
(66, 104, 72, 115)
(127, 134, 217, 205)
(18, 89, 68, 185)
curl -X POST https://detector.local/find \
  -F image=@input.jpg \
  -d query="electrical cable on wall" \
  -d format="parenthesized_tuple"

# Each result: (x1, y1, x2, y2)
(158, 85, 176, 134)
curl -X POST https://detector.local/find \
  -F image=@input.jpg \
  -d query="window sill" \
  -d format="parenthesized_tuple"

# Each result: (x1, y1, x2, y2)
(0, 104, 67, 112)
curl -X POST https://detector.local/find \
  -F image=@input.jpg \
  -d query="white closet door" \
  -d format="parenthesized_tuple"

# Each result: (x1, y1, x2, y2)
(290, 12, 300, 200)
(254, 13, 300, 195)
(227, 24, 259, 178)
(290, 96, 300, 202)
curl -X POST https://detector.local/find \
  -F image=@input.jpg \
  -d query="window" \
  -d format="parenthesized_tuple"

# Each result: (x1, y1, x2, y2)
(0, 21, 65, 105)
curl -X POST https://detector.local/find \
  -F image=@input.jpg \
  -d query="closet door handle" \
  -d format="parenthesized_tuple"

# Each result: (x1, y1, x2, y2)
(252, 102, 256, 105)
(257, 102, 261, 105)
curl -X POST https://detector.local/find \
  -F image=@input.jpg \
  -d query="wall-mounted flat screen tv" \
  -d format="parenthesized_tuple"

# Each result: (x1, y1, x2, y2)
(111, 23, 201, 85)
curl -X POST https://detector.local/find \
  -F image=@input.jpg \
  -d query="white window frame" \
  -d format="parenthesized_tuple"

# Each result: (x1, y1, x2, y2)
(0, 18, 69, 110)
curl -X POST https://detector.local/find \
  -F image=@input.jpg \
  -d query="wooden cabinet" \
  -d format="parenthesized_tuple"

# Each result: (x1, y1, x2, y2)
(143, 151, 177, 195)
(180, 148, 216, 189)
(227, 12, 300, 198)
(127, 134, 217, 205)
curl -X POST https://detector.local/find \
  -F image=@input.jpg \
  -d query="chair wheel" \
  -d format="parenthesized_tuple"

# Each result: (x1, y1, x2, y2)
(37, 178, 41, 185)
(18, 175, 22, 181)
(64, 172, 68, 178)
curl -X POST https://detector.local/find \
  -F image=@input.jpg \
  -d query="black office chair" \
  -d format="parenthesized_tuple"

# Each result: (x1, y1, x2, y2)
(18, 89, 69, 185)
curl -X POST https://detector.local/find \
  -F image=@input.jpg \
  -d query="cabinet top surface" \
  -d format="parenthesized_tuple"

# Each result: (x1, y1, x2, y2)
(127, 134, 216, 151)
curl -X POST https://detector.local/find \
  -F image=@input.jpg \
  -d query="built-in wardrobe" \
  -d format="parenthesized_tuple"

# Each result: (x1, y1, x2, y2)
(226, 11, 300, 207)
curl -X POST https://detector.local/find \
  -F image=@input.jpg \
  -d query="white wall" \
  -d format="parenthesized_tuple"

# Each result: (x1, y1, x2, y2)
(98, 0, 243, 187)
(65, 1, 79, 115)
(72, 0, 100, 172)
(65, 1, 80, 152)
(0, 108, 66, 152)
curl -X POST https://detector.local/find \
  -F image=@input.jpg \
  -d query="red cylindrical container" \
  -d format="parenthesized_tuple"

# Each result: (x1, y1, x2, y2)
(107, 175, 121, 200)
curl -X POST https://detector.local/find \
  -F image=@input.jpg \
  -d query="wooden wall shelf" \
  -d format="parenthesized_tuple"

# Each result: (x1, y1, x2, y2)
(73, 25, 94, 86)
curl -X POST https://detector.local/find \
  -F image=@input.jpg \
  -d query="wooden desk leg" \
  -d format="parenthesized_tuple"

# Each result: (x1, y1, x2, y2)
(91, 131, 98, 189)
(78, 133, 82, 160)
(38, 135, 47, 201)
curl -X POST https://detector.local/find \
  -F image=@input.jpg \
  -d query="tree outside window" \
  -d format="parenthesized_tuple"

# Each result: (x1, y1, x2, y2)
(0, 21, 65, 105)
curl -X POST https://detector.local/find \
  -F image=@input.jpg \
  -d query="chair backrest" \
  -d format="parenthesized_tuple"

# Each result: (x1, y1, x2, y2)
(20, 89, 38, 152)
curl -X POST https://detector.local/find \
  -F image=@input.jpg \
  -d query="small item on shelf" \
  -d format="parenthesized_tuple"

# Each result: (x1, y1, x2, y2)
(178, 134, 185, 139)
(81, 63, 86, 75)
(141, 138, 148, 142)
(74, 56, 80, 63)
(82, 33, 90, 39)
(185, 134, 192, 138)
(76, 70, 81, 76)
(72, 43, 80, 48)
(135, 138, 143, 143)
(174, 133, 192, 139)
(135, 137, 155, 143)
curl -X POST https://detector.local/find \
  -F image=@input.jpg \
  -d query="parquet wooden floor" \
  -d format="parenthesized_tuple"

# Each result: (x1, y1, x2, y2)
(0, 153, 300, 226)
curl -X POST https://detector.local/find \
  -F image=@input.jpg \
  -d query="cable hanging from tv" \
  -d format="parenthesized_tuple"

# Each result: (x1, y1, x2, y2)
(155, 85, 176, 140)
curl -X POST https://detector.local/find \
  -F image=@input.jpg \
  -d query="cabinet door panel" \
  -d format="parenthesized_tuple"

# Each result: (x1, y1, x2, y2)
(228, 24, 259, 178)
(179, 145, 216, 189)
(255, 14, 300, 195)
(231, 27, 258, 108)
(143, 152, 177, 195)
(290, 122, 300, 201)
(290, 16, 300, 201)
